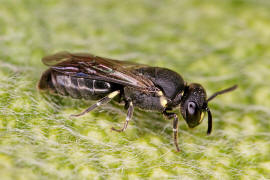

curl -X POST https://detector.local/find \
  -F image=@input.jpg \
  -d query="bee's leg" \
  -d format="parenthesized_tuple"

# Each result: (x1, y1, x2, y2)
(111, 101, 134, 132)
(163, 111, 180, 152)
(70, 90, 120, 117)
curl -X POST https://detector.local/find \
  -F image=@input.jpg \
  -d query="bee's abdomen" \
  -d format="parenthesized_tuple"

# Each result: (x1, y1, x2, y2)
(38, 70, 115, 100)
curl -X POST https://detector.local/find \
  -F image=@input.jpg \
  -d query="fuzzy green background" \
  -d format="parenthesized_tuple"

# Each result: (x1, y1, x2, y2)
(0, 0, 270, 179)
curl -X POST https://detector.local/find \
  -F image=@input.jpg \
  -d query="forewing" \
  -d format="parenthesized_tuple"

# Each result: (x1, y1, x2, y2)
(42, 51, 75, 66)
(42, 52, 154, 90)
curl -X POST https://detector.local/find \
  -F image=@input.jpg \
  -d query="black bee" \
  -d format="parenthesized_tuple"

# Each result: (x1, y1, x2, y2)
(38, 52, 237, 151)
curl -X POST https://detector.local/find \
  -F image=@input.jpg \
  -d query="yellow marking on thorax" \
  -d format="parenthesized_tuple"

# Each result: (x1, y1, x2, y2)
(160, 96, 168, 107)
(157, 91, 164, 96)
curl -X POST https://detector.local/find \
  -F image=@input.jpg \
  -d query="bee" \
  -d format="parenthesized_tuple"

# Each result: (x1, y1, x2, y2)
(38, 52, 237, 151)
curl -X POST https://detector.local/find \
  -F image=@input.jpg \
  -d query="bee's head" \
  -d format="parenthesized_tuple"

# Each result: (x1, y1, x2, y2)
(180, 83, 237, 135)
(180, 83, 207, 129)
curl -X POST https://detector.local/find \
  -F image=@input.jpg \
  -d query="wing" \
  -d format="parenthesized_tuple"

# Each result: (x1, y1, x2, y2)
(42, 51, 155, 90)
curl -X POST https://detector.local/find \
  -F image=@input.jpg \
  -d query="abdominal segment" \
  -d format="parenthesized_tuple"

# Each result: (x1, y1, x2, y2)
(38, 69, 115, 100)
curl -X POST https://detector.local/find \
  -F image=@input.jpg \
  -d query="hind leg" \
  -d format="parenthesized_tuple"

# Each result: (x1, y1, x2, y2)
(70, 90, 120, 117)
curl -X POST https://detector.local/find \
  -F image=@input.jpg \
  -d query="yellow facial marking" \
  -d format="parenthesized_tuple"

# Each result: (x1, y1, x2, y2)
(160, 96, 167, 107)
(199, 112, 205, 123)
(108, 91, 120, 98)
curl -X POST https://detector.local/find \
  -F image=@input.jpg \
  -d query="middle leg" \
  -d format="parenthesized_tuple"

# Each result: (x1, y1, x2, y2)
(111, 101, 134, 132)
(163, 111, 180, 152)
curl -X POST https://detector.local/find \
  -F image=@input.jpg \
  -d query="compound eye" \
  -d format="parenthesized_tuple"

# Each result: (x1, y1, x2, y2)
(188, 102, 196, 115)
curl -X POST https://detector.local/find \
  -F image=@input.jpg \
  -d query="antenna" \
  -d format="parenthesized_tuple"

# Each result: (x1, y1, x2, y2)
(207, 85, 238, 102)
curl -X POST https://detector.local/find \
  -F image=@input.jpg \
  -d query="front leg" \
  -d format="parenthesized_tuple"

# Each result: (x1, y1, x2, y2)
(163, 111, 180, 152)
